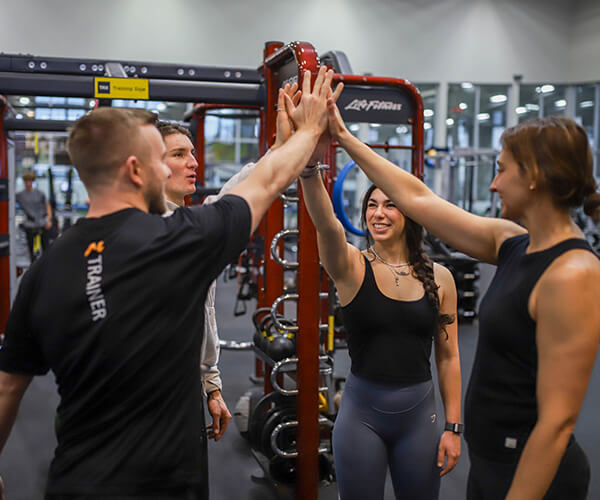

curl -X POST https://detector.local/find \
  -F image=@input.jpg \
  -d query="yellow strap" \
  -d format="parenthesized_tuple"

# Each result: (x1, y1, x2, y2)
(32, 232, 41, 253)
(327, 315, 335, 352)
(318, 392, 328, 412)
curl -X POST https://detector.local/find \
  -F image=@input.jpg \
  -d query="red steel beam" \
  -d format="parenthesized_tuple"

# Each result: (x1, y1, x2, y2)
(260, 41, 285, 396)
(268, 41, 322, 500)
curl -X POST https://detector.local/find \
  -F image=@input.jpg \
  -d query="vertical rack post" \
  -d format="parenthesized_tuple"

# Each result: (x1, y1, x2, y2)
(260, 41, 285, 395)
(263, 41, 322, 500)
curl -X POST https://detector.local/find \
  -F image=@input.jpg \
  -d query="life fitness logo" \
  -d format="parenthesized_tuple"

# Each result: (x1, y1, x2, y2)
(344, 99, 403, 112)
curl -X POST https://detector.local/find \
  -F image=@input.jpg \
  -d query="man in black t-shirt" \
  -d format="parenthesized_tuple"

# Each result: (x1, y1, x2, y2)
(0, 66, 336, 499)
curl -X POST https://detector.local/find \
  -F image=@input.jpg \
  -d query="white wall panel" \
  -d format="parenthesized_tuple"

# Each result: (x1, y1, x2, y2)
(0, 0, 593, 83)
(570, 0, 600, 82)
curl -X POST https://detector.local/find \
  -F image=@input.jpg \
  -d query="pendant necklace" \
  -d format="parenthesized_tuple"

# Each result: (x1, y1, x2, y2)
(369, 246, 411, 286)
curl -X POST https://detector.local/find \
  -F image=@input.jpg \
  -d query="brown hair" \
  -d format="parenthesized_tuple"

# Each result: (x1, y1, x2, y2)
(583, 192, 600, 218)
(156, 121, 192, 140)
(500, 117, 596, 208)
(361, 184, 454, 338)
(22, 171, 36, 181)
(67, 108, 158, 188)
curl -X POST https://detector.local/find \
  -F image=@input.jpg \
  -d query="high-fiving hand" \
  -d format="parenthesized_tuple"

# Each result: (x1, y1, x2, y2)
(326, 87, 349, 142)
(278, 66, 344, 164)
(283, 66, 338, 136)
(273, 82, 301, 149)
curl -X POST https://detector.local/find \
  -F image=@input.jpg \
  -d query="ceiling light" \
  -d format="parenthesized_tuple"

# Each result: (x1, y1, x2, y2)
(490, 94, 507, 104)
(580, 100, 593, 108)
(554, 99, 566, 108)
(459, 102, 468, 110)
(541, 84, 555, 93)
(89, 100, 96, 108)
(156, 103, 167, 111)
(446, 118, 454, 126)
(396, 126, 408, 134)
(461, 82, 473, 90)
(16, 113, 23, 119)
(349, 124, 360, 132)
(424, 122, 432, 130)
(370, 123, 381, 128)
(526, 103, 540, 111)
(515, 106, 527, 114)
(19, 97, 30, 105)
(423, 109, 434, 117)
(477, 113, 490, 121)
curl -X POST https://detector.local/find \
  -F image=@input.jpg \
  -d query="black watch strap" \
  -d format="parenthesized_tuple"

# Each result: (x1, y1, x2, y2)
(445, 422, 464, 434)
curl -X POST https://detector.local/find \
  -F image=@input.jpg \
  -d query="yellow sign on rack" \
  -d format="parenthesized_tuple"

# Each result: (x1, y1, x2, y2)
(94, 77, 149, 100)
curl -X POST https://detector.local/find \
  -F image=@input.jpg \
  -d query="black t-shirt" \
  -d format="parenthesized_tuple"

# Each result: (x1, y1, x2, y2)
(341, 256, 437, 384)
(0, 195, 251, 495)
(464, 234, 594, 463)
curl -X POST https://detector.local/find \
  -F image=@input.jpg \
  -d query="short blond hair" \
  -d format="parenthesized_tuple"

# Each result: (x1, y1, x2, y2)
(67, 108, 158, 188)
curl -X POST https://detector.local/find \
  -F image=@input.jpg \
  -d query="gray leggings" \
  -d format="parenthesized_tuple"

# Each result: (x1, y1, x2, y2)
(333, 373, 441, 500)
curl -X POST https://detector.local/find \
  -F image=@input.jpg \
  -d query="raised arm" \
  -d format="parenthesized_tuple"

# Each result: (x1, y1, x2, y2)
(506, 253, 600, 499)
(228, 67, 333, 234)
(327, 101, 524, 264)
(299, 167, 363, 302)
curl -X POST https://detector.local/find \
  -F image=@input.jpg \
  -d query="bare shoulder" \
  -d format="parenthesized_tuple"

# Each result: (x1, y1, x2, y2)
(535, 249, 600, 318)
(544, 248, 600, 288)
(433, 262, 456, 288)
(432, 262, 457, 306)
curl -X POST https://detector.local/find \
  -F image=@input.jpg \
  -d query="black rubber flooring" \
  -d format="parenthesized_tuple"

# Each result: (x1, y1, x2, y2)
(1, 266, 599, 499)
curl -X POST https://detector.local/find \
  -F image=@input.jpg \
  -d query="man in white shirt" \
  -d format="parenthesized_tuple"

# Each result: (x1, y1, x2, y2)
(158, 121, 240, 442)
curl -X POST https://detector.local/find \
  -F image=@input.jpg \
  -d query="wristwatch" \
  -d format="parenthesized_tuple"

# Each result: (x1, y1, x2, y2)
(445, 422, 464, 434)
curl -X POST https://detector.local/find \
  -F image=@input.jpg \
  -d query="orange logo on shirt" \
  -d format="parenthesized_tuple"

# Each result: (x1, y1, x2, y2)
(84, 241, 105, 257)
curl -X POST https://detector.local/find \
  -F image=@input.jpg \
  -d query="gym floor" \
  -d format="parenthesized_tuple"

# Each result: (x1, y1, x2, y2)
(1, 266, 599, 499)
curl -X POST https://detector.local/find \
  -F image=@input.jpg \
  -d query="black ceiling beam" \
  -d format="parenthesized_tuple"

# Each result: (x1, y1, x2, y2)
(3, 118, 73, 132)
(0, 54, 262, 84)
(0, 72, 265, 105)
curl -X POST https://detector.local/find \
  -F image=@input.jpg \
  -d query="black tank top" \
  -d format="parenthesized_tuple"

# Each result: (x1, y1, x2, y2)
(341, 255, 437, 384)
(465, 234, 595, 462)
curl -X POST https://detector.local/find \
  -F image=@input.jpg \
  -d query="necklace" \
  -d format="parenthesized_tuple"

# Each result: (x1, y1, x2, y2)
(369, 246, 411, 286)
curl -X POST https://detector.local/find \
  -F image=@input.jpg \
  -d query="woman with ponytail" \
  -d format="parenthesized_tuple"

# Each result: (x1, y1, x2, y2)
(324, 88, 599, 500)
(298, 161, 461, 500)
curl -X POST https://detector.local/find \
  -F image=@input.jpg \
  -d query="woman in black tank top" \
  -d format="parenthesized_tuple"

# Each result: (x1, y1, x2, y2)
(299, 164, 462, 499)
(326, 104, 600, 500)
